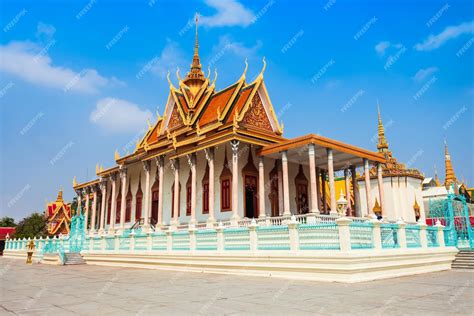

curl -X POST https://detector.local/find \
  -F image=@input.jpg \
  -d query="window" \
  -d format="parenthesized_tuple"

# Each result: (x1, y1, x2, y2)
(186, 170, 192, 216)
(135, 178, 143, 221)
(202, 182, 209, 214)
(125, 182, 132, 222)
(220, 149, 232, 212)
(202, 163, 210, 214)
(116, 190, 122, 224)
(221, 179, 231, 211)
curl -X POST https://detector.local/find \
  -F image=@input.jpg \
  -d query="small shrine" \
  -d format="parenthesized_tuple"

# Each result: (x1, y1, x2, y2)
(45, 189, 72, 236)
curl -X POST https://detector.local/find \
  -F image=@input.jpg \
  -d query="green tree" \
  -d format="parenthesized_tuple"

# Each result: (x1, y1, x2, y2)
(0, 216, 16, 227)
(13, 212, 47, 239)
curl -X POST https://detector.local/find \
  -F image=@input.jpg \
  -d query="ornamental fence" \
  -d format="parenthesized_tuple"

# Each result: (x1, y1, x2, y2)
(5, 217, 448, 258)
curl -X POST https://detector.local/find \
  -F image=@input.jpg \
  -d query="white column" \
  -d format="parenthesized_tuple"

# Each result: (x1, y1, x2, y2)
(258, 156, 266, 218)
(364, 158, 372, 216)
(84, 188, 90, 232)
(119, 167, 127, 231)
(76, 191, 82, 216)
(316, 167, 322, 213)
(377, 163, 385, 216)
(344, 169, 351, 215)
(327, 149, 337, 215)
(188, 154, 197, 226)
(143, 161, 151, 228)
(99, 180, 107, 234)
(308, 144, 319, 214)
(108, 173, 117, 234)
(281, 150, 291, 216)
(90, 186, 98, 233)
(351, 165, 360, 217)
(206, 148, 215, 225)
(156, 156, 164, 227)
(231, 141, 240, 223)
(171, 159, 180, 226)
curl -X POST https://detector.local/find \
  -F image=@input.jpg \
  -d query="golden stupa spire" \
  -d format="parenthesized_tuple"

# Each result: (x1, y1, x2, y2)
(444, 139, 457, 189)
(376, 102, 389, 153)
(184, 12, 205, 93)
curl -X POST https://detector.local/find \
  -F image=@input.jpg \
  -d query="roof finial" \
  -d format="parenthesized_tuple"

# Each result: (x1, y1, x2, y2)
(376, 103, 389, 153)
(195, 12, 199, 55)
(240, 58, 248, 81)
(434, 164, 441, 186)
(444, 139, 457, 189)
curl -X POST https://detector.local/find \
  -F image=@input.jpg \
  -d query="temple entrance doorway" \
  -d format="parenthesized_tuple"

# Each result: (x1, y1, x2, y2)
(245, 175, 258, 218)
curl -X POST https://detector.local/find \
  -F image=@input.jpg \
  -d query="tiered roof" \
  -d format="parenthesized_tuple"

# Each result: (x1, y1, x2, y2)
(109, 18, 284, 170)
(46, 190, 72, 236)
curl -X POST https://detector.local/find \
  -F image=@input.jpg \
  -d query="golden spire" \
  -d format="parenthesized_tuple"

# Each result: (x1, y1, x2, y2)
(413, 196, 420, 212)
(376, 103, 389, 153)
(184, 12, 205, 92)
(56, 189, 64, 203)
(444, 140, 457, 189)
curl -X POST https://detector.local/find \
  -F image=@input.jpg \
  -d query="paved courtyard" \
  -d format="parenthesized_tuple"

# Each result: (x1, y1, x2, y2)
(0, 258, 472, 315)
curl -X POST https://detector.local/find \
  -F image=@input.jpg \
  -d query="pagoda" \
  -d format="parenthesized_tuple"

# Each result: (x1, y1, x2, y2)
(358, 106, 425, 222)
(45, 189, 72, 236)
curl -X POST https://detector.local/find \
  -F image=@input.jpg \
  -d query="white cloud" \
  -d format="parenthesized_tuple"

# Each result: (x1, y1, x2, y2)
(36, 22, 56, 41)
(413, 67, 439, 82)
(200, 0, 255, 27)
(207, 35, 262, 69)
(150, 40, 187, 79)
(375, 41, 403, 56)
(0, 41, 120, 94)
(90, 97, 152, 133)
(414, 21, 474, 51)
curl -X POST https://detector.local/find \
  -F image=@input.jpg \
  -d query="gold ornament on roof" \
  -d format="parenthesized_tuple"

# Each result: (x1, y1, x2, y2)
(73, 176, 77, 187)
(115, 150, 120, 160)
(444, 140, 457, 189)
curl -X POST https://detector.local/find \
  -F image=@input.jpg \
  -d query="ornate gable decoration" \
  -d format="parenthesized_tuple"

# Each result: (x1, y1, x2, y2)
(168, 104, 185, 130)
(241, 93, 273, 132)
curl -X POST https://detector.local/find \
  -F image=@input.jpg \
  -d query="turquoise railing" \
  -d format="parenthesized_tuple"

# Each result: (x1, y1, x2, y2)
(381, 224, 399, 248)
(298, 223, 340, 250)
(196, 229, 218, 251)
(134, 233, 148, 251)
(151, 231, 167, 251)
(405, 225, 421, 248)
(426, 226, 439, 247)
(172, 231, 190, 251)
(350, 222, 374, 249)
(257, 225, 290, 251)
(223, 227, 251, 251)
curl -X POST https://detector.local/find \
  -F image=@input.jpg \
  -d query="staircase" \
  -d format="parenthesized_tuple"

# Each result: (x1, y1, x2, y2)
(64, 252, 85, 265)
(452, 250, 474, 269)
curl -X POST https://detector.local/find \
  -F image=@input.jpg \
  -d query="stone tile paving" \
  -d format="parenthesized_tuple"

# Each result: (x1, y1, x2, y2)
(0, 258, 472, 315)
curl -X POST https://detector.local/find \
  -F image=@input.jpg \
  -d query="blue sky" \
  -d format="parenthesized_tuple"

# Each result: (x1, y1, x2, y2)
(1, 0, 473, 220)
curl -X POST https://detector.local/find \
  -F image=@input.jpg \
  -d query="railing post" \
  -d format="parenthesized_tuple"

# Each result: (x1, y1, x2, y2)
(418, 221, 428, 248)
(249, 219, 258, 253)
(397, 220, 407, 249)
(130, 230, 136, 252)
(435, 220, 446, 247)
(189, 227, 197, 253)
(114, 231, 120, 251)
(370, 219, 382, 250)
(216, 222, 224, 253)
(288, 216, 299, 253)
(166, 229, 173, 253)
(89, 235, 94, 252)
(336, 217, 353, 252)
(147, 231, 153, 252)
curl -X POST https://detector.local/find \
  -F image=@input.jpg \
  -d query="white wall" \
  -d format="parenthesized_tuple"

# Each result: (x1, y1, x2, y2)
(358, 176, 424, 222)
